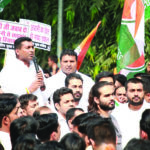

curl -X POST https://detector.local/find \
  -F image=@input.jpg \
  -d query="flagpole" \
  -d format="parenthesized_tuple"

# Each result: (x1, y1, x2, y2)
(57, 0, 63, 67)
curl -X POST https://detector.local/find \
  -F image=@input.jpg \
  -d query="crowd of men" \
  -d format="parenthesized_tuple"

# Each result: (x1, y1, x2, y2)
(0, 37, 150, 150)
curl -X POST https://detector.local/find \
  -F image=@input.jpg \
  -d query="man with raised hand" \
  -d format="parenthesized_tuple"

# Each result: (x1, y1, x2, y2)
(0, 37, 46, 106)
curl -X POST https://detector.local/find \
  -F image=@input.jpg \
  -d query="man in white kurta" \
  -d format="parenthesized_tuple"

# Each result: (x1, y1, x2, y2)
(0, 93, 23, 150)
(112, 101, 149, 148)
(53, 87, 76, 139)
(45, 50, 94, 111)
(0, 131, 11, 150)
(0, 37, 46, 106)
(112, 78, 149, 148)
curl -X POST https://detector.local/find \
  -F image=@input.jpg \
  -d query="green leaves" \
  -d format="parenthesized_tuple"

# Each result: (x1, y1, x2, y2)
(145, 19, 150, 64)
(0, 0, 12, 12)
(90, 5, 99, 21)
(65, 4, 75, 25)
(0, 0, 149, 79)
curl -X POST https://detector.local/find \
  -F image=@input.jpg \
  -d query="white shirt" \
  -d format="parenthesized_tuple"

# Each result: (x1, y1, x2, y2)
(57, 112, 70, 139)
(44, 70, 94, 112)
(0, 57, 46, 106)
(112, 101, 149, 148)
(0, 131, 11, 150)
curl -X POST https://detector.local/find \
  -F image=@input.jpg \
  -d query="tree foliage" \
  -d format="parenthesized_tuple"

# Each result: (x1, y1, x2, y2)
(0, 0, 149, 79)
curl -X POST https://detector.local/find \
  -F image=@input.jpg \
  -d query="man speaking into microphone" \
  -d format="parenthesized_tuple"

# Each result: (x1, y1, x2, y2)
(0, 37, 46, 106)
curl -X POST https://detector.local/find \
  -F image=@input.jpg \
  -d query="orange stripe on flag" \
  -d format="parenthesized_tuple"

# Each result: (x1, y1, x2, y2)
(75, 21, 101, 70)
(122, 0, 135, 19)
(134, 0, 144, 37)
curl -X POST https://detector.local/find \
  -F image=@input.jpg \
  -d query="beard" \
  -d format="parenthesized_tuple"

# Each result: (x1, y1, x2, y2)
(128, 96, 144, 106)
(73, 92, 82, 102)
(99, 100, 115, 111)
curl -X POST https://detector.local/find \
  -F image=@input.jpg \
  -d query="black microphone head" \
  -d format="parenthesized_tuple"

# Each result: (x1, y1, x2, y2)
(32, 56, 36, 62)
(32, 56, 39, 73)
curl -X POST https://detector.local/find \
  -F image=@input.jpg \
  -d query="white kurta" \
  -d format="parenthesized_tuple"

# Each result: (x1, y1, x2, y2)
(57, 112, 70, 140)
(0, 131, 11, 150)
(112, 101, 149, 148)
(44, 70, 94, 112)
(0, 58, 46, 106)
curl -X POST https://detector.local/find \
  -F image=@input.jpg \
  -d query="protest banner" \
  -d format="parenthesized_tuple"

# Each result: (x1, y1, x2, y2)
(20, 19, 51, 51)
(0, 19, 29, 50)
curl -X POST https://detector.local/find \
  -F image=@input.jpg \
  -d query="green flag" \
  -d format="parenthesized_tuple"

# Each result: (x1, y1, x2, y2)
(0, 0, 12, 12)
(117, 0, 145, 79)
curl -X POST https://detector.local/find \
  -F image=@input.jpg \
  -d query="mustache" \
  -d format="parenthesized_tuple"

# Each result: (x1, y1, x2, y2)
(66, 67, 72, 69)
(74, 92, 82, 95)
(109, 100, 115, 104)
(133, 96, 140, 99)
(111, 100, 115, 102)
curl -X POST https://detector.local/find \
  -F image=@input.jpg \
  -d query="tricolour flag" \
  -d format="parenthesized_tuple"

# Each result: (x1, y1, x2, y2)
(0, 0, 12, 12)
(75, 21, 101, 70)
(117, 0, 145, 79)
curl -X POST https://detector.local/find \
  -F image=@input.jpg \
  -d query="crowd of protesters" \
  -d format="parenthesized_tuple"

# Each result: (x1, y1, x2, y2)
(0, 37, 150, 150)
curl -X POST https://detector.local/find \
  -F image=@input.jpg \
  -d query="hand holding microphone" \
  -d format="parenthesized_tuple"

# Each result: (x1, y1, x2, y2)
(32, 56, 46, 91)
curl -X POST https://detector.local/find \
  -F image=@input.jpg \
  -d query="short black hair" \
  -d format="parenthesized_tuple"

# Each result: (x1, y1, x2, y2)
(60, 133, 86, 150)
(125, 78, 144, 91)
(66, 108, 84, 124)
(14, 37, 32, 50)
(114, 74, 127, 86)
(36, 113, 59, 142)
(12, 133, 40, 150)
(60, 50, 77, 61)
(140, 76, 150, 93)
(53, 87, 73, 107)
(10, 116, 38, 148)
(71, 112, 99, 127)
(124, 138, 150, 150)
(35, 141, 64, 150)
(95, 71, 114, 83)
(78, 114, 102, 135)
(19, 94, 37, 109)
(140, 109, 150, 140)
(0, 93, 18, 127)
(48, 55, 58, 64)
(86, 118, 116, 146)
(134, 73, 149, 78)
(0, 143, 4, 150)
(65, 73, 83, 87)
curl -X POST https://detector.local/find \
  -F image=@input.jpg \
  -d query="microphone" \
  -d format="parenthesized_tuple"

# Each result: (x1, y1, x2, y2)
(32, 56, 39, 73)
(32, 56, 46, 91)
